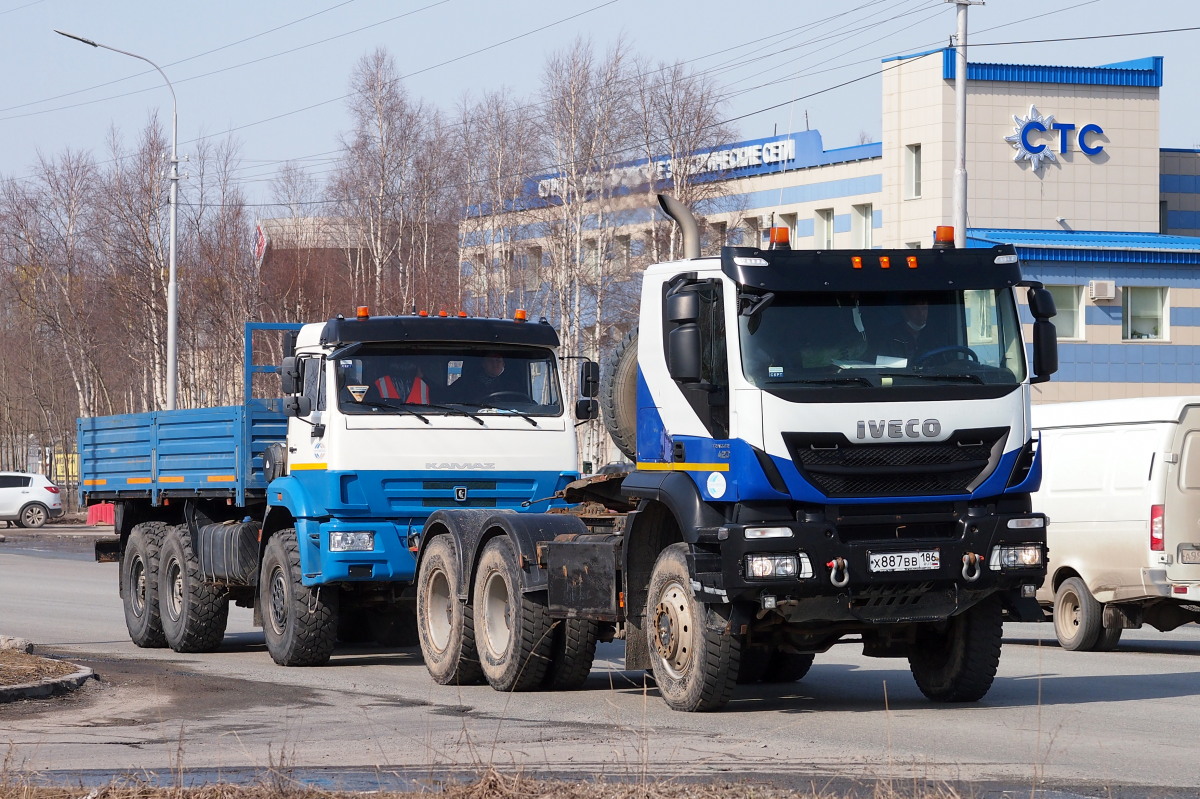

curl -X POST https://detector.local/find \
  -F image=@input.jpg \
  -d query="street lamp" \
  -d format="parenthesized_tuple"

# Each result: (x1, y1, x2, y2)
(55, 29, 180, 411)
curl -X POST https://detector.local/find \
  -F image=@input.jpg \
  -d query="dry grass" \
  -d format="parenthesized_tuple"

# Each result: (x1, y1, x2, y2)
(0, 767, 975, 799)
(0, 651, 79, 686)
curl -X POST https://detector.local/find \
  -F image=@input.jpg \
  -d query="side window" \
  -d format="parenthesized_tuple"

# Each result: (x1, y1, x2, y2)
(0, 475, 20, 489)
(302, 356, 325, 412)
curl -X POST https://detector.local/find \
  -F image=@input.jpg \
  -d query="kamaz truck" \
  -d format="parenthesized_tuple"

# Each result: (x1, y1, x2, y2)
(414, 195, 1059, 711)
(80, 312, 579, 666)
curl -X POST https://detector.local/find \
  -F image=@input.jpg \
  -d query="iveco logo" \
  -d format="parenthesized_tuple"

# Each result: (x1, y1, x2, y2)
(426, 462, 496, 470)
(856, 419, 941, 440)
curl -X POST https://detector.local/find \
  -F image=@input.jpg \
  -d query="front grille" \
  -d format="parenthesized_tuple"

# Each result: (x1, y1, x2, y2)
(784, 427, 1007, 498)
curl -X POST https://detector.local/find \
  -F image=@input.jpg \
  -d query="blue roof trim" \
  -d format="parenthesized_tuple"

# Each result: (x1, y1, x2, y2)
(1162, 148, 1200, 153)
(967, 228, 1200, 264)
(942, 50, 1163, 87)
(881, 48, 944, 64)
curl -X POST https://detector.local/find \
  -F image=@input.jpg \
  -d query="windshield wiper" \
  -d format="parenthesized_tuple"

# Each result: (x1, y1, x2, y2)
(447, 401, 539, 427)
(790, 376, 874, 387)
(886, 372, 985, 384)
(347, 398, 431, 424)
(421, 402, 485, 425)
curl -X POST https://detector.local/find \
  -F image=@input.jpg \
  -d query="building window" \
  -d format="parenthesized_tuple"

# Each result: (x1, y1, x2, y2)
(905, 144, 922, 199)
(851, 203, 873, 248)
(815, 208, 834, 249)
(1160, 200, 1169, 234)
(904, 241, 922, 249)
(778, 212, 797, 247)
(1123, 286, 1167, 340)
(1046, 285, 1083, 340)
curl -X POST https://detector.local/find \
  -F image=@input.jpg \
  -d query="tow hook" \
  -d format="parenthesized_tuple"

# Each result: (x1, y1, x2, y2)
(827, 557, 849, 588)
(961, 552, 982, 582)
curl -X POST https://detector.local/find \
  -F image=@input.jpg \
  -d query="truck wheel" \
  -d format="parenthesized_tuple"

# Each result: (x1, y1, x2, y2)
(260, 528, 338, 666)
(159, 524, 229, 653)
(542, 618, 599, 690)
(121, 522, 168, 648)
(646, 543, 739, 711)
(473, 536, 554, 692)
(763, 650, 815, 683)
(908, 594, 1003, 702)
(417, 535, 483, 685)
(1091, 625, 1123, 652)
(601, 327, 638, 462)
(1053, 577, 1102, 651)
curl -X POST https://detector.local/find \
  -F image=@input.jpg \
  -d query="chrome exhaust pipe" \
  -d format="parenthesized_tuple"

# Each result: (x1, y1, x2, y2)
(657, 194, 700, 260)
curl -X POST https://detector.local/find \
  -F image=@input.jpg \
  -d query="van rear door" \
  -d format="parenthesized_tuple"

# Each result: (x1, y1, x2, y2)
(1165, 405, 1200, 583)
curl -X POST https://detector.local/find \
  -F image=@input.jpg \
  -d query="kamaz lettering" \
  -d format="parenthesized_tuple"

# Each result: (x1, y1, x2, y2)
(855, 419, 941, 440)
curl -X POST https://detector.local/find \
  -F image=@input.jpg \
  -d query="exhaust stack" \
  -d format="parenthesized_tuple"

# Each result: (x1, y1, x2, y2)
(657, 194, 700, 260)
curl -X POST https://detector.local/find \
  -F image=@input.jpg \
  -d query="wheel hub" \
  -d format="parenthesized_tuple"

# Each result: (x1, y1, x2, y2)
(651, 579, 694, 677)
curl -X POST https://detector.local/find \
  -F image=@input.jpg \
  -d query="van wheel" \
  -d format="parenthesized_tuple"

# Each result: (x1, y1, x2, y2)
(646, 543, 740, 711)
(1053, 577, 1102, 651)
(160, 524, 229, 653)
(909, 594, 1003, 702)
(261, 529, 338, 666)
(121, 522, 169, 648)
(474, 536, 554, 692)
(417, 535, 483, 684)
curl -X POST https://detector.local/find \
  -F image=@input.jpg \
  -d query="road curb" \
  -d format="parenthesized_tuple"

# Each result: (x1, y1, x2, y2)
(0, 664, 96, 703)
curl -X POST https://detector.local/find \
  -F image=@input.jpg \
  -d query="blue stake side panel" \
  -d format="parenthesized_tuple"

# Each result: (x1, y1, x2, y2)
(77, 402, 288, 507)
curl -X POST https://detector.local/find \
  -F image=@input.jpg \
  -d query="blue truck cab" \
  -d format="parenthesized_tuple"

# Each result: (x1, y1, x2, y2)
(80, 313, 579, 666)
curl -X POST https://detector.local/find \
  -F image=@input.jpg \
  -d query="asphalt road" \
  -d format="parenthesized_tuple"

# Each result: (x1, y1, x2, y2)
(3, 525, 1200, 796)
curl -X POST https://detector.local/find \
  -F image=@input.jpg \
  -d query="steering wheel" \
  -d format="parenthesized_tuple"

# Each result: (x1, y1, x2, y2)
(484, 391, 534, 405)
(913, 345, 978, 367)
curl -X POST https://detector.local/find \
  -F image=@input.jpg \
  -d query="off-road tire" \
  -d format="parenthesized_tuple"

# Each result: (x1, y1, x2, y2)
(600, 327, 639, 461)
(473, 536, 554, 692)
(159, 524, 229, 653)
(417, 535, 484, 684)
(121, 522, 169, 648)
(17, 503, 48, 529)
(763, 650, 815, 683)
(646, 543, 740, 711)
(1053, 576, 1103, 651)
(908, 594, 1003, 702)
(260, 529, 338, 666)
(542, 618, 599, 690)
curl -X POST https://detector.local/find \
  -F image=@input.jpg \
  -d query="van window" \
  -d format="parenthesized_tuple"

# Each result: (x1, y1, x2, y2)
(1180, 431, 1200, 490)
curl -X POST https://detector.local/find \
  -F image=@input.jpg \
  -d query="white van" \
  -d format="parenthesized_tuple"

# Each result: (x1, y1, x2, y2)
(1032, 397, 1200, 650)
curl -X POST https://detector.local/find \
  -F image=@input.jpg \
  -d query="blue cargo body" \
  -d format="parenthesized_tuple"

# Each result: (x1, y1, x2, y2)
(77, 400, 287, 507)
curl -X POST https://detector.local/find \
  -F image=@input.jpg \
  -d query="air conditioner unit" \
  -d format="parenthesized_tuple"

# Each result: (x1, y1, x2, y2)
(1088, 280, 1116, 301)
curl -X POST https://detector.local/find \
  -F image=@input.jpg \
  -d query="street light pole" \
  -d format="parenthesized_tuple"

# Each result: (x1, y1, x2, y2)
(945, 0, 983, 250)
(55, 30, 180, 410)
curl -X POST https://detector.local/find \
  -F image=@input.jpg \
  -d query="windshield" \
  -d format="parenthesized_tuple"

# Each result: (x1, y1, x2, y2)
(738, 289, 1026, 389)
(335, 344, 563, 416)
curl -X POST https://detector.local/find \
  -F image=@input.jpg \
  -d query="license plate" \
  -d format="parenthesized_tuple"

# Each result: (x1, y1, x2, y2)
(1181, 549, 1200, 564)
(868, 549, 940, 573)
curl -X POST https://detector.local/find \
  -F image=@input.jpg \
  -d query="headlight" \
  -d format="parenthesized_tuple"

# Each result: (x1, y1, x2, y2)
(745, 553, 814, 580)
(989, 544, 1043, 569)
(745, 526, 793, 539)
(329, 530, 375, 552)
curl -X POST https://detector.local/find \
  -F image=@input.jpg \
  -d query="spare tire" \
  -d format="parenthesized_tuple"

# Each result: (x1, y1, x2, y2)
(601, 326, 639, 462)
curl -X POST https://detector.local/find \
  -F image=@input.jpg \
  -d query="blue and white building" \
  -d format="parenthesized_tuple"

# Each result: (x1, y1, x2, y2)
(467, 48, 1200, 404)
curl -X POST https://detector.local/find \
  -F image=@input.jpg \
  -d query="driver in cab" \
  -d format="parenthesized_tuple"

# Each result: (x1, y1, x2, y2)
(873, 295, 947, 363)
(451, 351, 526, 404)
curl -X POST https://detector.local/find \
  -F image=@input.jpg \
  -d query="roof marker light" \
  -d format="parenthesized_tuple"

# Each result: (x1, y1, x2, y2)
(851, 256, 863, 270)
(879, 256, 890, 270)
(907, 256, 919, 269)
(458, 311, 468, 318)
(768, 226, 790, 250)
(438, 310, 448, 317)
(734, 256, 769, 267)
(356, 306, 370, 320)
(995, 253, 1019, 264)
(418, 310, 429, 317)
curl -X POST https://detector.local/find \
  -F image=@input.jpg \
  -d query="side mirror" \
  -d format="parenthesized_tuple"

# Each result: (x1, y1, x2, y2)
(1026, 287, 1057, 320)
(579, 360, 599, 398)
(280, 356, 301, 395)
(668, 324, 702, 383)
(1030, 319, 1059, 384)
(575, 398, 599, 421)
(665, 290, 699, 323)
(284, 395, 312, 417)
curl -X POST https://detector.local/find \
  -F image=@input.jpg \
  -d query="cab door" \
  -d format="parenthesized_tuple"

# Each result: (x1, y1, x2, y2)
(287, 355, 328, 470)
(1165, 405, 1200, 582)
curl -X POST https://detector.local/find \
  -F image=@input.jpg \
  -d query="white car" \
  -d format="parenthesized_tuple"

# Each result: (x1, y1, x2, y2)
(0, 472, 64, 529)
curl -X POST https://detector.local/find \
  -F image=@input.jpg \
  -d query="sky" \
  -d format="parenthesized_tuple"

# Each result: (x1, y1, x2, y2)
(1, 0, 1198, 209)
